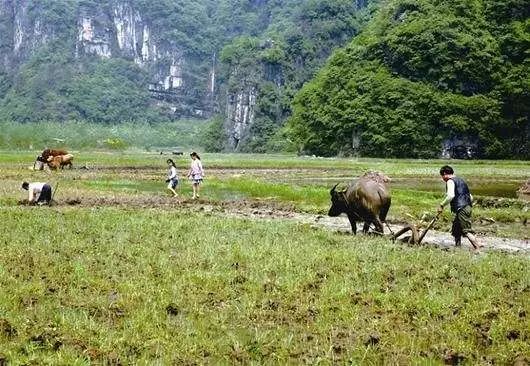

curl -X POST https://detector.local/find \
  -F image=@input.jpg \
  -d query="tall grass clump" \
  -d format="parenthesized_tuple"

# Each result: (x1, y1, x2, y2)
(0, 120, 209, 150)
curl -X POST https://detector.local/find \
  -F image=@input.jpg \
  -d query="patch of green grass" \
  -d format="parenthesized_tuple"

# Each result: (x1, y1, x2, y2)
(208, 178, 329, 211)
(0, 120, 208, 151)
(1, 150, 529, 180)
(0, 208, 528, 364)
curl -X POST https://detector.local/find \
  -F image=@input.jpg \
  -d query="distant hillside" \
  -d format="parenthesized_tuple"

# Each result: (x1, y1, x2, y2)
(0, 0, 284, 123)
(0, 0, 379, 152)
(288, 0, 529, 158)
(216, 0, 380, 152)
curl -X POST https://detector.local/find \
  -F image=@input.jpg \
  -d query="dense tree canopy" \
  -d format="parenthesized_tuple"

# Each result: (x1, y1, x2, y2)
(219, 0, 379, 151)
(288, 0, 529, 158)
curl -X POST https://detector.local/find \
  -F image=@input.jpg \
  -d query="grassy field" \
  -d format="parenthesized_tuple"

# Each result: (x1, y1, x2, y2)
(0, 208, 529, 364)
(0, 150, 529, 364)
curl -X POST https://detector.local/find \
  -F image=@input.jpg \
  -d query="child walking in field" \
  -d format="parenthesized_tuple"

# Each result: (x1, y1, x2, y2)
(166, 159, 179, 197)
(187, 152, 204, 199)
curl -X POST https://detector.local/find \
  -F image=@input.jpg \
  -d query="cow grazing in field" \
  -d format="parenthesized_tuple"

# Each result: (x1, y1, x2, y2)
(41, 148, 68, 161)
(47, 154, 74, 170)
(34, 149, 69, 170)
(328, 171, 391, 235)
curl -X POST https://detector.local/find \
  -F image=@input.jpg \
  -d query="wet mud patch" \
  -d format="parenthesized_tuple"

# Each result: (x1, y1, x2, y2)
(44, 194, 297, 217)
(0, 318, 17, 338)
(443, 349, 466, 365)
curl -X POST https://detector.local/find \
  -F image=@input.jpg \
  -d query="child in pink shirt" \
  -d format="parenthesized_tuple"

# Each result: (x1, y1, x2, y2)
(187, 152, 204, 199)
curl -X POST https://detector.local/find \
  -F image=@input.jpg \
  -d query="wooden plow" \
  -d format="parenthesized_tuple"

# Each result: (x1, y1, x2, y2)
(391, 212, 441, 245)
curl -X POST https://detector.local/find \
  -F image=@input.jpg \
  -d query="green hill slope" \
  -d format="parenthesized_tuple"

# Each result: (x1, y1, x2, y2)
(288, 0, 529, 158)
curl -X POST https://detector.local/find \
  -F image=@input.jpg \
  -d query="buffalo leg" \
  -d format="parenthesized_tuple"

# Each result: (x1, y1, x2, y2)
(362, 216, 384, 235)
(379, 198, 391, 222)
(373, 217, 385, 235)
(362, 222, 370, 233)
(347, 213, 357, 235)
(363, 216, 384, 235)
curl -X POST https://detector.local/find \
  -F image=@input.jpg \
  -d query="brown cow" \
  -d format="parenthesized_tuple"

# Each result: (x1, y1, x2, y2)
(47, 154, 74, 170)
(34, 149, 69, 170)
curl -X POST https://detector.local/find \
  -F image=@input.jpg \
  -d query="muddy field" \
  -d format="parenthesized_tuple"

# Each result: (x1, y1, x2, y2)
(17, 187, 529, 255)
(1, 153, 529, 364)
(4, 153, 528, 246)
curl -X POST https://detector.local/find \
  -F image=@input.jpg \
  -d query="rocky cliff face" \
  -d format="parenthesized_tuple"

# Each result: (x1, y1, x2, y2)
(76, 3, 186, 89)
(0, 0, 56, 68)
(0, 0, 215, 118)
(75, 1, 212, 116)
(223, 34, 290, 150)
(225, 87, 257, 149)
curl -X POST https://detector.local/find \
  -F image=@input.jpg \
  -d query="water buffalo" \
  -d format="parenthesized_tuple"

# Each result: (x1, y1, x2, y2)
(328, 172, 391, 235)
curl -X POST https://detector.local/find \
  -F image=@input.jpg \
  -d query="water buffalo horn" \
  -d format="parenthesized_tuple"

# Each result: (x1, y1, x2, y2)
(330, 183, 339, 194)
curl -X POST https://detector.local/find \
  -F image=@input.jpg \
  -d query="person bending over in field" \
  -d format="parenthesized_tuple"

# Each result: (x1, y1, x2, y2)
(437, 165, 481, 251)
(166, 159, 179, 198)
(187, 152, 204, 200)
(21, 181, 52, 205)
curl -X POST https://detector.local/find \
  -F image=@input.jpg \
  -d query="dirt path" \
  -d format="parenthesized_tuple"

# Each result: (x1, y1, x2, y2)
(49, 195, 529, 254)
(221, 205, 528, 254)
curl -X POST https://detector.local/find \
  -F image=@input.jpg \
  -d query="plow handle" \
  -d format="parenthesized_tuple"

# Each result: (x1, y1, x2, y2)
(417, 211, 442, 244)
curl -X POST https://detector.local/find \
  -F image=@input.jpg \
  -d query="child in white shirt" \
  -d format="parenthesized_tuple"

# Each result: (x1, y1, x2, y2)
(166, 159, 179, 197)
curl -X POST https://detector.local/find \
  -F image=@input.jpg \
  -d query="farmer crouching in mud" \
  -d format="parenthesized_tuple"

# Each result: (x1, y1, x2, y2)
(21, 181, 53, 205)
(437, 166, 482, 251)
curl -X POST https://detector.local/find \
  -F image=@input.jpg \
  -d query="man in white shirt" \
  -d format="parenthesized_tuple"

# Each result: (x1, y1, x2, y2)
(22, 181, 52, 205)
(437, 166, 481, 250)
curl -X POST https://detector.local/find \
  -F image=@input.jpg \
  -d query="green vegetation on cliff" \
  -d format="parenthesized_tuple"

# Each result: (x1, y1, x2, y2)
(219, 0, 380, 152)
(0, 56, 162, 123)
(288, 0, 529, 158)
(0, 0, 322, 123)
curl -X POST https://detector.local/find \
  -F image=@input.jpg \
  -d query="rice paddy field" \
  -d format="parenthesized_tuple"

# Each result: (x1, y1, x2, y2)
(0, 150, 528, 364)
